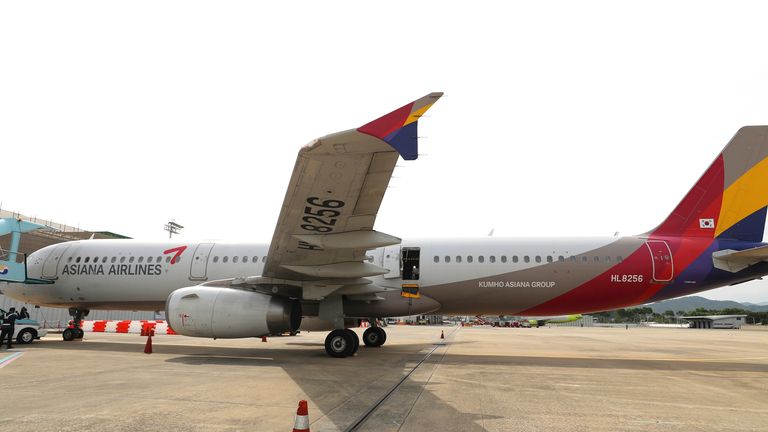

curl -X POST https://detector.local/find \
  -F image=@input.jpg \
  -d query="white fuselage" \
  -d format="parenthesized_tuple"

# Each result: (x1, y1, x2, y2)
(5, 236, 621, 314)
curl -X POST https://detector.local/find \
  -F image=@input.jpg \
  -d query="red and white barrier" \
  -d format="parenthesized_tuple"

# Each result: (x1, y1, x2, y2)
(80, 320, 176, 335)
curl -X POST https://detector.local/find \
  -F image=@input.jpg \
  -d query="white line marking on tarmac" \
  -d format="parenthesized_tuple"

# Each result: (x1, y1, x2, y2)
(0, 351, 24, 369)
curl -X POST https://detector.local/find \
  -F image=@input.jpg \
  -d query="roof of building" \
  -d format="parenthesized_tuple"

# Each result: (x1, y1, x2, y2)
(680, 315, 747, 320)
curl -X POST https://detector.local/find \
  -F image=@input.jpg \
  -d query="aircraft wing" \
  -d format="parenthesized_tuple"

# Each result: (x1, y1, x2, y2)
(258, 93, 443, 297)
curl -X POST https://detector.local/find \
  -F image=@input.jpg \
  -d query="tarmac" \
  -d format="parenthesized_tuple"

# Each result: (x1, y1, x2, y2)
(0, 325, 766, 432)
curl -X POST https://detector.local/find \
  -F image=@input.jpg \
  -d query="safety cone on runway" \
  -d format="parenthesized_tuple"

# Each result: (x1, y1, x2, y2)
(440, 330, 444, 339)
(292, 400, 310, 432)
(144, 333, 153, 354)
(261, 335, 267, 342)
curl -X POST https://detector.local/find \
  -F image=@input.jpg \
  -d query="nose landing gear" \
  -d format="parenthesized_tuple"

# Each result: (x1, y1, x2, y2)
(62, 307, 88, 341)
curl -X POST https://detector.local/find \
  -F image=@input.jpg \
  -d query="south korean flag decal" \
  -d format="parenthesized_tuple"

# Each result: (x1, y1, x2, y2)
(699, 218, 715, 229)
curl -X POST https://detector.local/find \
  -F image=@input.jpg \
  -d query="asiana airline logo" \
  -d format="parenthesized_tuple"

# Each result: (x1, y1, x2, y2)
(61, 245, 188, 276)
(0, 265, 8, 275)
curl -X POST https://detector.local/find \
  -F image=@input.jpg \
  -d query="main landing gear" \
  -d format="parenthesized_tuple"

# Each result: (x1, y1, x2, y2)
(362, 326, 386, 348)
(323, 322, 388, 358)
(62, 307, 88, 341)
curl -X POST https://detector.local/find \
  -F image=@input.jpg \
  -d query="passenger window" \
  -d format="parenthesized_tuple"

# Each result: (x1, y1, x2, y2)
(524, 256, 530, 263)
(490, 256, 496, 263)
(213, 256, 219, 263)
(233, 256, 239, 263)
(138, 256, 144, 263)
(67, 256, 73, 263)
(605, 256, 611, 263)
(242, 256, 247, 263)
(512, 256, 519, 263)
(581, 256, 588, 263)
(176, 256, 181, 264)
(85, 257, 90, 263)
(570, 256, 577, 263)
(165, 256, 170, 263)
(467, 256, 474, 263)
(546, 256, 553, 263)
(593, 256, 600, 262)
(223, 256, 229, 263)
(535, 256, 541, 263)
(76, 257, 82, 263)
(156, 256, 162, 263)
(434, 256, 439, 263)
(147, 256, 153, 263)
(478, 256, 484, 263)
(617, 256, 624, 263)
(102, 256, 108, 263)
(262, 256, 267, 263)
(129, 257, 135, 263)
(558, 256, 565, 262)
(456, 256, 462, 263)
(445, 256, 451, 263)
(501, 256, 507, 263)
(111, 257, 116, 263)
(252, 256, 258, 263)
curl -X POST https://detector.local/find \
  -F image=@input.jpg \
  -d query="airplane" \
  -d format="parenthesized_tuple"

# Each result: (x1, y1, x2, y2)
(525, 314, 583, 327)
(3, 92, 768, 358)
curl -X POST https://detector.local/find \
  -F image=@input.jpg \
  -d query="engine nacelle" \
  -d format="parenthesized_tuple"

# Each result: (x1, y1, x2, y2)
(166, 286, 300, 338)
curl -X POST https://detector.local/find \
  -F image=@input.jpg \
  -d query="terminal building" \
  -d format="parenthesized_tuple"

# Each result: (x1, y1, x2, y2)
(0, 209, 156, 326)
(681, 315, 747, 329)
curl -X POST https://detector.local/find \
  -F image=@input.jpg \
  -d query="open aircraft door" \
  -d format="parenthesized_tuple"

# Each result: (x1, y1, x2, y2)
(41, 244, 70, 280)
(382, 245, 400, 279)
(189, 243, 215, 280)
(645, 240, 674, 282)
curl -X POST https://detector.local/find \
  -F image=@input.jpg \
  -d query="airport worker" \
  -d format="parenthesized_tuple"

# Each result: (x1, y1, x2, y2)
(1, 307, 20, 349)
(19, 306, 30, 319)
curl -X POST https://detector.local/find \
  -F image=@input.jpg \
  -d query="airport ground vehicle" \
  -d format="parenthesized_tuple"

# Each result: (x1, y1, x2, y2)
(14, 319, 47, 344)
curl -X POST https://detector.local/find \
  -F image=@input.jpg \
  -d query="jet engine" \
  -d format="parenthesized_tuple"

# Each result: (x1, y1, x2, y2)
(166, 286, 301, 338)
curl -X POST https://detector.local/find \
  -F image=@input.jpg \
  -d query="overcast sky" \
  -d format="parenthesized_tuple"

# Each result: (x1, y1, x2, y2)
(2, 1, 768, 303)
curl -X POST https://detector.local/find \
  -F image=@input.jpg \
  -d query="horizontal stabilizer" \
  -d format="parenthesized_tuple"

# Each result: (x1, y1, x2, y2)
(712, 245, 768, 272)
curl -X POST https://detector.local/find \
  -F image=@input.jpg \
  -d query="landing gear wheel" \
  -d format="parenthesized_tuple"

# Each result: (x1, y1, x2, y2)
(325, 329, 357, 358)
(62, 328, 75, 341)
(75, 328, 84, 339)
(17, 329, 35, 344)
(347, 329, 359, 355)
(363, 327, 387, 347)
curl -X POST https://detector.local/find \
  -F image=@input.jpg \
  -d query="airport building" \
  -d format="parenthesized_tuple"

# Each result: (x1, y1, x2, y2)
(681, 315, 747, 329)
(0, 209, 156, 325)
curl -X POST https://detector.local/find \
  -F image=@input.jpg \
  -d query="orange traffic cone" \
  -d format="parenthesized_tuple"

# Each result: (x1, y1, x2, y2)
(144, 333, 153, 354)
(292, 400, 310, 432)
(440, 330, 444, 339)
(261, 335, 267, 343)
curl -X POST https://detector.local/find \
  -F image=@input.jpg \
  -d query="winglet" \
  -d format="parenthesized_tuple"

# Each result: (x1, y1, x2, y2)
(357, 92, 443, 160)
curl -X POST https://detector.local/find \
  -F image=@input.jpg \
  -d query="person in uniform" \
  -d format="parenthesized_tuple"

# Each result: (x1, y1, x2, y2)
(1, 307, 20, 349)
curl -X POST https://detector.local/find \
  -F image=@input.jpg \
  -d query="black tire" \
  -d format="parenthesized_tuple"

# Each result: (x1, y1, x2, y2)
(346, 329, 359, 355)
(363, 327, 387, 347)
(75, 328, 84, 339)
(16, 328, 36, 344)
(324, 329, 354, 358)
(62, 328, 76, 341)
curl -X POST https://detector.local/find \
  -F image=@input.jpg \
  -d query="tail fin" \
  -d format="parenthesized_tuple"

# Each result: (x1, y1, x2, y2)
(651, 126, 768, 242)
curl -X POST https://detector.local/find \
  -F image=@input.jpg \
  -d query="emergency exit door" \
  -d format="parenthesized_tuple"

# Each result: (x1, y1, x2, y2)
(382, 245, 400, 279)
(189, 243, 215, 280)
(645, 240, 674, 282)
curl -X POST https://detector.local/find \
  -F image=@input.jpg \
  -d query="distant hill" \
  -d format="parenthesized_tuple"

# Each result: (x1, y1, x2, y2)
(645, 296, 768, 313)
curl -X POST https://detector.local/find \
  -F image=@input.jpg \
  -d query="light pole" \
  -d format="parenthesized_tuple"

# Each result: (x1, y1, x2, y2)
(164, 220, 184, 239)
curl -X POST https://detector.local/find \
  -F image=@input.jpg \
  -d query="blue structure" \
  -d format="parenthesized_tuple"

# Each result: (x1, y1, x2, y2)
(0, 218, 50, 283)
